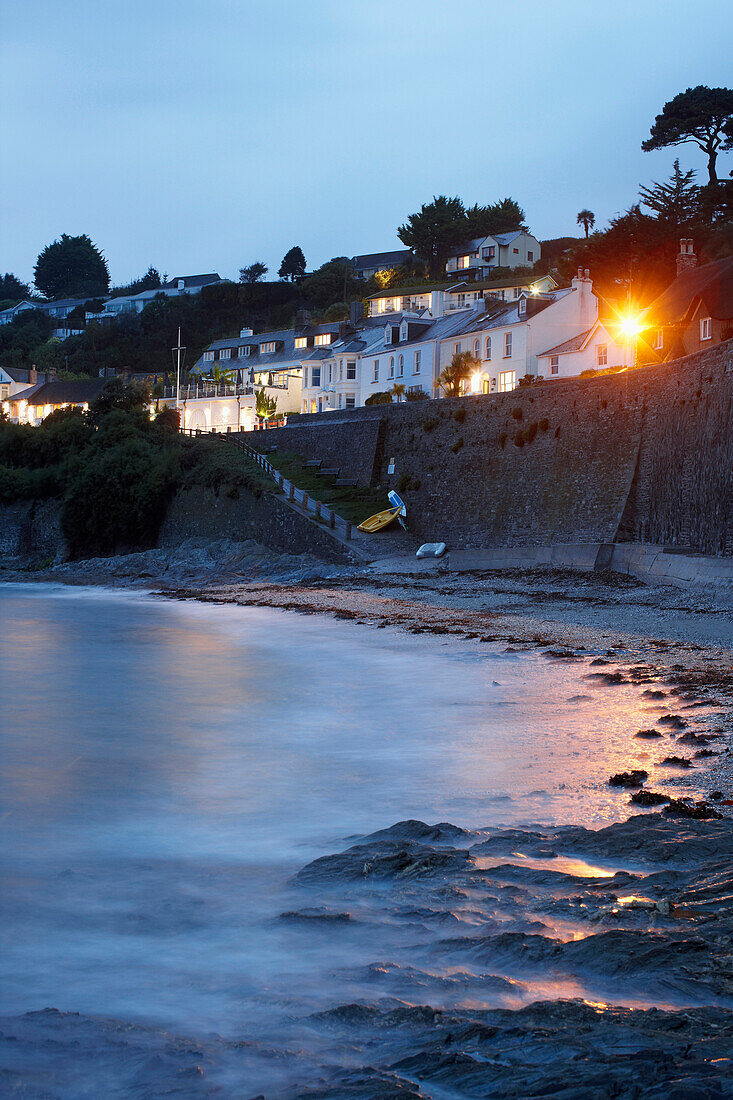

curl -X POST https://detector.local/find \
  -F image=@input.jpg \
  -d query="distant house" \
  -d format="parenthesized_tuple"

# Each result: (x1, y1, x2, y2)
(0, 365, 52, 401)
(536, 320, 626, 380)
(351, 250, 413, 280)
(0, 300, 37, 325)
(445, 231, 541, 280)
(641, 242, 733, 363)
(444, 274, 557, 312)
(85, 273, 224, 324)
(3, 378, 105, 425)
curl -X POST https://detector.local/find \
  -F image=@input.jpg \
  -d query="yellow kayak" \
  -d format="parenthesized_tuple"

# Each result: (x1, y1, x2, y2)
(357, 506, 401, 533)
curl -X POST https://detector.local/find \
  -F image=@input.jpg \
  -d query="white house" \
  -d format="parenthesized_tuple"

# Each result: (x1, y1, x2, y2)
(445, 231, 541, 279)
(536, 320, 627, 379)
(0, 300, 37, 325)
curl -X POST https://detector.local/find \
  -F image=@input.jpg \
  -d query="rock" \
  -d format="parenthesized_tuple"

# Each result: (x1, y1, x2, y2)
(663, 799, 723, 820)
(658, 715, 688, 730)
(609, 770, 648, 788)
(634, 728, 663, 739)
(660, 756, 694, 769)
(629, 790, 669, 806)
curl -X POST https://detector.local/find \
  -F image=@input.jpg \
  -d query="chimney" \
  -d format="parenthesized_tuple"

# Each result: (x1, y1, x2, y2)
(349, 300, 364, 326)
(239, 326, 253, 337)
(429, 289, 444, 319)
(676, 238, 697, 277)
(29, 365, 37, 384)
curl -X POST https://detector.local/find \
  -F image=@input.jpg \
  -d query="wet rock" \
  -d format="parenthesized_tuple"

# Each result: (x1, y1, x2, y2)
(661, 756, 694, 768)
(635, 728, 663, 739)
(642, 689, 667, 699)
(663, 799, 723, 820)
(587, 671, 627, 684)
(630, 789, 670, 807)
(356, 820, 468, 844)
(279, 908, 352, 923)
(609, 769, 648, 788)
(295, 841, 473, 884)
(659, 714, 688, 730)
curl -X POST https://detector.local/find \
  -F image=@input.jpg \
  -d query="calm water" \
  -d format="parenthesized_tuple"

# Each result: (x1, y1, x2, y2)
(0, 584, 674, 1039)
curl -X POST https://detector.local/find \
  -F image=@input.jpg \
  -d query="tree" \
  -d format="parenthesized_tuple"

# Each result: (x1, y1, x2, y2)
(255, 387, 277, 421)
(639, 159, 701, 225)
(239, 262, 268, 284)
(464, 198, 527, 238)
(0, 273, 31, 300)
(34, 234, 110, 300)
(278, 246, 306, 282)
(576, 209, 595, 237)
(642, 85, 733, 186)
(390, 382, 406, 402)
(435, 351, 479, 397)
(299, 257, 362, 309)
(206, 362, 235, 385)
(398, 195, 466, 279)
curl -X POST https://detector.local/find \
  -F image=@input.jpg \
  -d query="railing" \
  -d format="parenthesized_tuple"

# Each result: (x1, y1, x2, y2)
(164, 381, 292, 400)
(222, 434, 353, 540)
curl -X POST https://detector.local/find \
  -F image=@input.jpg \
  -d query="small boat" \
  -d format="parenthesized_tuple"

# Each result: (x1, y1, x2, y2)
(357, 506, 402, 533)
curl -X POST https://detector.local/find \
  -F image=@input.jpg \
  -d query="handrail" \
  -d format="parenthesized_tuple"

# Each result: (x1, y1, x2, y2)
(182, 429, 352, 539)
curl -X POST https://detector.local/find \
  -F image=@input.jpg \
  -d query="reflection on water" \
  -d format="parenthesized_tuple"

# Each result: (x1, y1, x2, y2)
(0, 584, 675, 1036)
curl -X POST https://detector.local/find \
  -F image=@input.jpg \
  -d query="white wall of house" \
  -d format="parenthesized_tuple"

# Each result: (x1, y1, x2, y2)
(537, 323, 627, 379)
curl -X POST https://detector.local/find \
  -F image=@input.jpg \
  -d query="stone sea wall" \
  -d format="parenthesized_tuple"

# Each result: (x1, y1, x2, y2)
(245, 341, 733, 555)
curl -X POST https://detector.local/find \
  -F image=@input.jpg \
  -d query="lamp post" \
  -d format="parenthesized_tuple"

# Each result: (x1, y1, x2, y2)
(171, 328, 186, 416)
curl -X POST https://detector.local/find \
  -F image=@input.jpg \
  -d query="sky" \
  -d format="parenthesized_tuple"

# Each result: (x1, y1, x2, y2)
(2, 0, 731, 288)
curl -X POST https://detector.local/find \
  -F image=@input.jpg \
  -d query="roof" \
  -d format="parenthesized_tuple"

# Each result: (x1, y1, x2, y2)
(649, 257, 733, 324)
(37, 297, 97, 311)
(352, 250, 411, 269)
(367, 282, 452, 301)
(494, 230, 525, 246)
(2, 366, 51, 383)
(161, 273, 221, 289)
(449, 274, 557, 294)
(19, 379, 106, 406)
(537, 327, 597, 358)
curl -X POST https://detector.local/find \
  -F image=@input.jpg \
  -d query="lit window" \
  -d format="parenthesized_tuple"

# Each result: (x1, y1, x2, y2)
(311, 367, 321, 387)
(314, 333, 332, 346)
(484, 336, 491, 360)
(700, 317, 712, 340)
(498, 370, 516, 392)
(345, 394, 356, 408)
(482, 246, 495, 260)
(373, 360, 379, 381)
(219, 348, 231, 359)
(550, 355, 559, 375)
(388, 357, 394, 379)
(346, 360, 356, 380)
(393, 298, 401, 312)
(596, 344, 608, 366)
(504, 333, 512, 357)
(414, 350, 421, 374)
(239, 345, 251, 357)
(294, 336, 308, 349)
(473, 339, 480, 358)
(260, 341, 276, 353)
(458, 255, 470, 269)
(203, 351, 214, 361)
(513, 247, 519, 254)
(653, 329, 663, 350)
(397, 354, 404, 377)
(518, 298, 526, 315)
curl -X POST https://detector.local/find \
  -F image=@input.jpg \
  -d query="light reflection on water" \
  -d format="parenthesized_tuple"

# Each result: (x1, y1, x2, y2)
(0, 583, 681, 1033)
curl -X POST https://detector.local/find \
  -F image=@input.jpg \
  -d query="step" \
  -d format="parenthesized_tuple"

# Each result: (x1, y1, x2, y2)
(316, 467, 340, 477)
(303, 459, 322, 470)
(333, 478, 358, 488)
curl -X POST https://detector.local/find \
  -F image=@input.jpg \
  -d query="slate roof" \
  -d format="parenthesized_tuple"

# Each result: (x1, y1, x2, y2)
(2, 366, 52, 383)
(538, 327, 596, 357)
(367, 282, 452, 301)
(162, 273, 221, 289)
(16, 379, 106, 406)
(352, 250, 411, 269)
(649, 257, 733, 323)
(449, 274, 556, 294)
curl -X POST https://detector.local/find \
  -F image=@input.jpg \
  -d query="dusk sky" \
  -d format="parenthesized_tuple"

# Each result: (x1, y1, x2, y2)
(2, 0, 731, 288)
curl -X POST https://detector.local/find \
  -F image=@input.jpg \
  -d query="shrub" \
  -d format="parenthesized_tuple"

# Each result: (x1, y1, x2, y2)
(511, 406, 523, 420)
(452, 406, 466, 423)
(538, 417, 549, 431)
(422, 416, 438, 431)
(405, 389, 428, 401)
(498, 432, 507, 449)
(451, 437, 464, 453)
(411, 478, 420, 490)
(365, 391, 392, 406)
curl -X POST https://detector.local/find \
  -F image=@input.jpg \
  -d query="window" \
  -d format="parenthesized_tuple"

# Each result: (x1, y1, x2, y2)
(338, 359, 343, 381)
(550, 355, 559, 375)
(294, 336, 308, 349)
(310, 399, 317, 413)
(346, 360, 356, 380)
(239, 345, 251, 357)
(203, 350, 214, 361)
(384, 324, 393, 345)
(328, 363, 333, 383)
(700, 317, 712, 340)
(373, 360, 379, 381)
(219, 348, 231, 359)
(338, 394, 343, 408)
(482, 246, 495, 260)
(504, 333, 512, 357)
(413, 350, 421, 374)
(311, 367, 321, 387)
(596, 344, 608, 366)
(454, 342, 462, 355)
(513, 247, 519, 254)
(484, 336, 491, 360)
(458, 255, 470, 269)
(314, 333, 332, 346)
(514, 287, 522, 298)
(527, 251, 533, 261)
(653, 329, 663, 350)
(473, 339, 480, 358)
(388, 356, 395, 379)
(397, 354, 404, 377)
(345, 394, 356, 408)
(303, 367, 309, 388)
(499, 370, 516, 392)
(518, 298, 526, 315)
(393, 298, 401, 312)
(260, 341, 276, 353)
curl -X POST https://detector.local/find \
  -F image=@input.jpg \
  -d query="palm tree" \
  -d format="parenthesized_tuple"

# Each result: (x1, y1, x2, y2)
(209, 362, 235, 386)
(255, 387, 278, 422)
(576, 209, 595, 238)
(435, 351, 479, 397)
(390, 382, 406, 402)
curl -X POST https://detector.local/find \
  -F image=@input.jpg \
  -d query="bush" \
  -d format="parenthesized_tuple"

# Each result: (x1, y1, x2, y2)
(405, 389, 427, 401)
(511, 406, 523, 420)
(451, 437, 464, 453)
(538, 417, 549, 431)
(452, 406, 466, 423)
(422, 416, 438, 431)
(365, 391, 392, 406)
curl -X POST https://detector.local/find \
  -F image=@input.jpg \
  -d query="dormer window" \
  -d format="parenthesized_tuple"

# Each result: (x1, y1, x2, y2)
(294, 336, 308, 349)
(399, 321, 408, 341)
(700, 317, 712, 341)
(219, 348, 231, 359)
(385, 324, 393, 345)
(314, 333, 332, 346)
(239, 345, 251, 356)
(260, 341, 276, 354)
(518, 297, 527, 316)
(203, 350, 214, 362)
